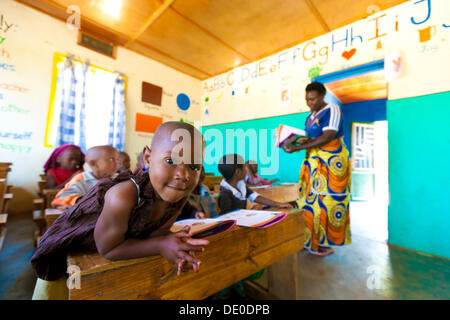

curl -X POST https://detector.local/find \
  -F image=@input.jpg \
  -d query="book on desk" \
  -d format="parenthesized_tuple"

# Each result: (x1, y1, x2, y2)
(171, 209, 287, 238)
(275, 124, 310, 148)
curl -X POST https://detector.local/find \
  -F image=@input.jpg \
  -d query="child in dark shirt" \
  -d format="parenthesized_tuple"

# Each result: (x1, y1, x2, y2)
(117, 151, 131, 173)
(31, 122, 209, 299)
(218, 154, 292, 214)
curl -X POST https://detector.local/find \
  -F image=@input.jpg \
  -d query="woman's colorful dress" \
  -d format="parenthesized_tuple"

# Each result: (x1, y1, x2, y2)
(296, 103, 352, 253)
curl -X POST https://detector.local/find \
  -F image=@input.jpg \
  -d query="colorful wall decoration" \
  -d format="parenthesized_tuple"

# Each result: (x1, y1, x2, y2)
(200, 0, 450, 126)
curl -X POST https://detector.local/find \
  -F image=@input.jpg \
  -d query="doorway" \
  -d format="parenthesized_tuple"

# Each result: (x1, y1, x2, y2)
(313, 61, 389, 243)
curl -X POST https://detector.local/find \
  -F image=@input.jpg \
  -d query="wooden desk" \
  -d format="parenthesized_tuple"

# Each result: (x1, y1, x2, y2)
(249, 183, 299, 203)
(67, 209, 304, 300)
(42, 189, 60, 208)
(45, 208, 64, 228)
(203, 176, 222, 191)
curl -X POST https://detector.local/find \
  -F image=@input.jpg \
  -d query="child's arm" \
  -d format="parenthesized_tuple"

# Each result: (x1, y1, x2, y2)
(93, 181, 209, 271)
(254, 195, 293, 209)
(45, 172, 59, 189)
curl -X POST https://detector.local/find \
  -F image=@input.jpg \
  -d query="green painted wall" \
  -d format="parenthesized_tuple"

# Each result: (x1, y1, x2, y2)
(387, 91, 450, 259)
(201, 113, 309, 183)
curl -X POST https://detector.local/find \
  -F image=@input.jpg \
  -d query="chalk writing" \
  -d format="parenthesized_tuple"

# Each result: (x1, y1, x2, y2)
(143, 103, 159, 111)
(0, 131, 33, 140)
(419, 44, 438, 53)
(0, 14, 15, 33)
(368, 14, 387, 41)
(411, 0, 431, 25)
(0, 142, 32, 153)
(0, 37, 5, 45)
(137, 133, 153, 139)
(443, 23, 449, 28)
(0, 63, 15, 71)
(160, 113, 174, 120)
(0, 48, 9, 59)
(0, 83, 29, 92)
(0, 104, 30, 114)
(0, 93, 3, 100)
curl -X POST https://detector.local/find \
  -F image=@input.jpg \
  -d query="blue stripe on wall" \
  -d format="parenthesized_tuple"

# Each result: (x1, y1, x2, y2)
(201, 112, 309, 183)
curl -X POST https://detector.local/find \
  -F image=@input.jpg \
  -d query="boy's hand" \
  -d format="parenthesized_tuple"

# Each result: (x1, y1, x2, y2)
(195, 211, 206, 219)
(158, 226, 209, 275)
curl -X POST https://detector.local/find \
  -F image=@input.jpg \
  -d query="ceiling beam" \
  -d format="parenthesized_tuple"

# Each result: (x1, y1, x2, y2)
(304, 0, 330, 32)
(124, 0, 176, 47)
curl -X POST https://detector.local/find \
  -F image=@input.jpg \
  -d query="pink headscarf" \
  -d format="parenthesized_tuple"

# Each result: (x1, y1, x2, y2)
(43, 144, 85, 172)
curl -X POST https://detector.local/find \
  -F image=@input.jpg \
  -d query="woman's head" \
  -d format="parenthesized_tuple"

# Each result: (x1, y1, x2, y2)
(218, 154, 246, 181)
(305, 82, 327, 112)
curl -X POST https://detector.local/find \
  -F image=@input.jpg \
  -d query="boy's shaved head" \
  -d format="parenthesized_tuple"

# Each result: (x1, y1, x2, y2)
(85, 145, 119, 179)
(86, 145, 117, 162)
(142, 121, 205, 203)
(150, 121, 205, 164)
(151, 121, 204, 149)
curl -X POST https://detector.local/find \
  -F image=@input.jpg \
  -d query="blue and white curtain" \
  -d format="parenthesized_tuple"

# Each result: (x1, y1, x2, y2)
(108, 73, 126, 151)
(55, 56, 89, 152)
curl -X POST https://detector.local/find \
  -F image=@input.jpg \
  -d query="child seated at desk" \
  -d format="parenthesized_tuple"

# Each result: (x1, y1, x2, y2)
(245, 160, 279, 186)
(177, 167, 218, 220)
(218, 154, 292, 215)
(51, 145, 119, 207)
(43, 144, 85, 189)
(117, 151, 131, 173)
(31, 122, 209, 299)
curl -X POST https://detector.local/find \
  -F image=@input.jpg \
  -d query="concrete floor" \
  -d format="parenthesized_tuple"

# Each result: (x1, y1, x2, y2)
(0, 204, 449, 300)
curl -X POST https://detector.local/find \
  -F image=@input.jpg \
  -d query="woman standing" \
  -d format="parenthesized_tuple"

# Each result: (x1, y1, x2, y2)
(283, 82, 351, 257)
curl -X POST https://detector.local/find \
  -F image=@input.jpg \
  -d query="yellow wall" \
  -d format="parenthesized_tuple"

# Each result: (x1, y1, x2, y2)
(0, 0, 201, 213)
(200, 0, 450, 125)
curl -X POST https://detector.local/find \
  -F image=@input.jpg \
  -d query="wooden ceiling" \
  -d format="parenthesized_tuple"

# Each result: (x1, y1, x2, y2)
(17, 0, 408, 80)
(325, 70, 387, 104)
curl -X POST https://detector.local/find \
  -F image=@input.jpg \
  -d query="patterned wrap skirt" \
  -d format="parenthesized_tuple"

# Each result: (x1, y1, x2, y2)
(296, 138, 352, 253)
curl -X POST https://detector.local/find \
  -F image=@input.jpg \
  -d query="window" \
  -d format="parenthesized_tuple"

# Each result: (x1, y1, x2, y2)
(44, 52, 126, 151)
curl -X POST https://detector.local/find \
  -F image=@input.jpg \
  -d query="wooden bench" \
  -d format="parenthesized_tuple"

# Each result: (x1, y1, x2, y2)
(67, 209, 304, 300)
(0, 213, 7, 253)
(45, 208, 64, 228)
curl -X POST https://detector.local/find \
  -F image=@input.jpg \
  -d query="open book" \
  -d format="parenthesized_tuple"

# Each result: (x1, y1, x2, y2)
(275, 124, 310, 148)
(171, 210, 287, 238)
(170, 219, 237, 239)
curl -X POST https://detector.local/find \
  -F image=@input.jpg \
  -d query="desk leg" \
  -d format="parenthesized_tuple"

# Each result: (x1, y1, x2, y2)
(267, 252, 299, 300)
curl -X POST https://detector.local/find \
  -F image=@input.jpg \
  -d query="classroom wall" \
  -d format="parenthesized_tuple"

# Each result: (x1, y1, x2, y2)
(387, 91, 450, 259)
(201, 112, 309, 183)
(0, 0, 201, 213)
(200, 0, 449, 125)
(198, 0, 450, 259)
